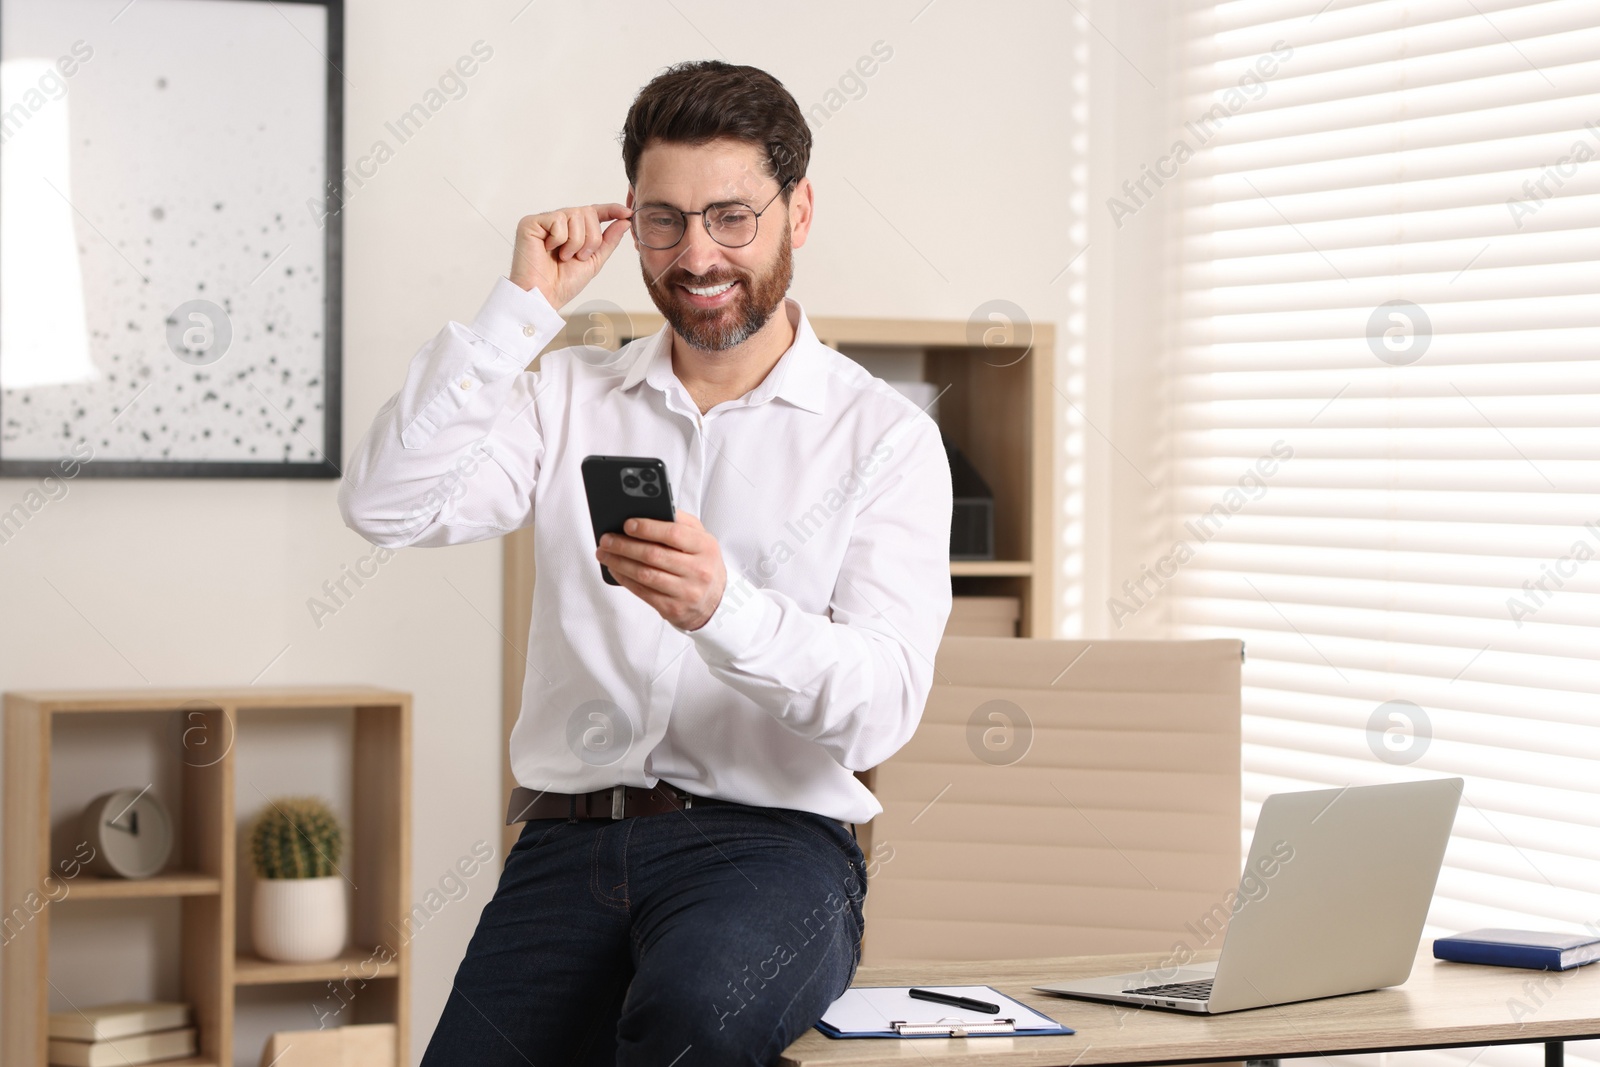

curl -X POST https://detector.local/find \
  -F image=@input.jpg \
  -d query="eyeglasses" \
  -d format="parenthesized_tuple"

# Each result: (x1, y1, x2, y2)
(630, 176, 795, 250)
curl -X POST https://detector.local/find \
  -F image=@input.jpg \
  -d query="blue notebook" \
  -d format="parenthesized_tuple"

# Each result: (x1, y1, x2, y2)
(1434, 929, 1600, 971)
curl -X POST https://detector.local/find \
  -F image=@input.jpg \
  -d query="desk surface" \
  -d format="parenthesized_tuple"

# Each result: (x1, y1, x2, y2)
(780, 947, 1600, 1066)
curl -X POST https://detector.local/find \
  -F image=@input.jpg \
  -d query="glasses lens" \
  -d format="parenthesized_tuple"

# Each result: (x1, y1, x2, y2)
(634, 209, 685, 249)
(707, 207, 758, 247)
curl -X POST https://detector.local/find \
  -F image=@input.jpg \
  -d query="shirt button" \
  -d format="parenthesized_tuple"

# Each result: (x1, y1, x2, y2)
(522, 324, 537, 337)
(458, 377, 474, 390)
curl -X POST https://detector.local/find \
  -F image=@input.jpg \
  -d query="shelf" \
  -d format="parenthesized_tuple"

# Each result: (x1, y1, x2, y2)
(5, 686, 408, 713)
(5, 689, 412, 1067)
(65, 871, 222, 900)
(950, 560, 1034, 577)
(607, 311, 991, 349)
(234, 947, 400, 986)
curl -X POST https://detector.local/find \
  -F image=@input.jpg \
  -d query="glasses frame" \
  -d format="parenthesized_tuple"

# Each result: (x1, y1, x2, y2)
(630, 175, 796, 250)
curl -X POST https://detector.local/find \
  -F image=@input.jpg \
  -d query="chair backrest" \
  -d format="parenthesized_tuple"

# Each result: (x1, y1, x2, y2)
(859, 636, 1243, 963)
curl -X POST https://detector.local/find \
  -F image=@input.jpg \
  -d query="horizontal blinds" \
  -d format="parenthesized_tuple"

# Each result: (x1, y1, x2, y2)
(1170, 5, 1600, 1064)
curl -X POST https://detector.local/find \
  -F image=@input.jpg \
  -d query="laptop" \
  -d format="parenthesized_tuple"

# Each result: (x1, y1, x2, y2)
(1034, 777, 1463, 1014)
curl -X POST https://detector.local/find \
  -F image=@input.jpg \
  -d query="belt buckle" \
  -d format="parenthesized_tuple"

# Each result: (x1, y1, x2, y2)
(610, 784, 626, 820)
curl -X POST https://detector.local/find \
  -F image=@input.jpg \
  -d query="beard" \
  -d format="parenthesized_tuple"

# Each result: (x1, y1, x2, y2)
(641, 224, 793, 352)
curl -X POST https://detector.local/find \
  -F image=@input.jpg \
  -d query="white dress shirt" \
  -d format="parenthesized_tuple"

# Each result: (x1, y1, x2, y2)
(338, 275, 952, 823)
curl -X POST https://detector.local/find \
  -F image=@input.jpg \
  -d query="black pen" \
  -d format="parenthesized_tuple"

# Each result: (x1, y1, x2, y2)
(908, 987, 1002, 1014)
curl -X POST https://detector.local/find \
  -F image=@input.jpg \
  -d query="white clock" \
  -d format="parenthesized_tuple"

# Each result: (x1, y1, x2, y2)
(80, 788, 175, 879)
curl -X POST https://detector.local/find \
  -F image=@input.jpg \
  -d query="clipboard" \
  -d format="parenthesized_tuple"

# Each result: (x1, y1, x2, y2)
(816, 985, 1074, 1038)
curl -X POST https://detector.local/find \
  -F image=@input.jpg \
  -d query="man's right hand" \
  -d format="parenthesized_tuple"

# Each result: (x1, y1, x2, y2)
(510, 203, 634, 310)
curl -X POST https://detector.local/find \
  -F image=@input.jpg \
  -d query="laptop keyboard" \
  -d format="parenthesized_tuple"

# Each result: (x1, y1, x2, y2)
(1122, 978, 1214, 1001)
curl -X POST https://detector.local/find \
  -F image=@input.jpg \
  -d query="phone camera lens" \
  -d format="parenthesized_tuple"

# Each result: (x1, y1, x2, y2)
(641, 469, 658, 482)
(642, 483, 660, 497)
(622, 475, 640, 489)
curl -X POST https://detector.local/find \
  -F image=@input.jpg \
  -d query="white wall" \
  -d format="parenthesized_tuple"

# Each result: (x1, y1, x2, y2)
(1083, 0, 1182, 642)
(0, 1, 1138, 1062)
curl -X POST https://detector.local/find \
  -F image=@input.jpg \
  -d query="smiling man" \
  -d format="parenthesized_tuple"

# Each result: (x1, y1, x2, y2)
(338, 60, 952, 1065)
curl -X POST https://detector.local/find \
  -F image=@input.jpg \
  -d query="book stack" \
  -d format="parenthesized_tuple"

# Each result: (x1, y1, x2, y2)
(47, 1001, 196, 1067)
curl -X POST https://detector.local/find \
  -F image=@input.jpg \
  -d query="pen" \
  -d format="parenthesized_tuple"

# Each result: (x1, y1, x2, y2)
(908, 987, 1002, 1014)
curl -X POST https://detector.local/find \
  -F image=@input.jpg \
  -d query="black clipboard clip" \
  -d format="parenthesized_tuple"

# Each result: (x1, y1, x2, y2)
(891, 1017, 1017, 1036)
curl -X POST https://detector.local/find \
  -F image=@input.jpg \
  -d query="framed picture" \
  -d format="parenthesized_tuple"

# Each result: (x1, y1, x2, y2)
(0, 0, 343, 478)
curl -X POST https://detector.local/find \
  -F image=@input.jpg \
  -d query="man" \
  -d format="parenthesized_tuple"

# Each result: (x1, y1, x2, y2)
(338, 59, 952, 1065)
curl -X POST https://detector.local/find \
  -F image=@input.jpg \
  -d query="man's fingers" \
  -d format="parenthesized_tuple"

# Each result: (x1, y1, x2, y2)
(622, 516, 695, 549)
(560, 210, 588, 261)
(600, 502, 722, 631)
(600, 545, 691, 592)
(541, 212, 568, 253)
(568, 206, 594, 261)
(611, 568, 680, 619)
(513, 203, 637, 307)
(593, 217, 631, 267)
(575, 206, 598, 260)
(600, 535, 693, 578)
(606, 564, 656, 603)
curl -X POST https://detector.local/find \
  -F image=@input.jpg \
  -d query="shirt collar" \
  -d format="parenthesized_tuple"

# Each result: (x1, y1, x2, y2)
(620, 296, 827, 415)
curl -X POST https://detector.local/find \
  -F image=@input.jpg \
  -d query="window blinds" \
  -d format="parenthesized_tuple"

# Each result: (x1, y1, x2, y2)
(1167, 4, 1600, 1061)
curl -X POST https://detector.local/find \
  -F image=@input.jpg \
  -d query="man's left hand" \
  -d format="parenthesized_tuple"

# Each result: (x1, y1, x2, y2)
(596, 510, 726, 631)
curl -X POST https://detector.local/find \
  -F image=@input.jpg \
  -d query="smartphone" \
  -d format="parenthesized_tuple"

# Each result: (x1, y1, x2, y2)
(581, 455, 677, 586)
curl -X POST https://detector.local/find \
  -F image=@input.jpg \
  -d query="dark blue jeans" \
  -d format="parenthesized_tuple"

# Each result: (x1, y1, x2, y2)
(419, 803, 867, 1066)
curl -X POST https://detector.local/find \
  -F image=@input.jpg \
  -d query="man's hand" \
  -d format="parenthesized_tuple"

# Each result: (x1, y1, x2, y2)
(510, 203, 633, 309)
(596, 510, 726, 631)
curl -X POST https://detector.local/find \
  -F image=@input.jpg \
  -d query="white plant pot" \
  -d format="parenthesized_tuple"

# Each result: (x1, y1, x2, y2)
(252, 876, 347, 962)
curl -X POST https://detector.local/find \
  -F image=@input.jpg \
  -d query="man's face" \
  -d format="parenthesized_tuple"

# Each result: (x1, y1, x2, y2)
(628, 138, 809, 352)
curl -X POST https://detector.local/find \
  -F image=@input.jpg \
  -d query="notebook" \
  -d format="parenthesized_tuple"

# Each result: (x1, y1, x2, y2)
(1434, 929, 1600, 971)
(817, 985, 1073, 1038)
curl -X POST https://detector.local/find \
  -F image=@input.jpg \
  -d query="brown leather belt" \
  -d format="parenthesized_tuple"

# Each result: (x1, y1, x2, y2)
(505, 783, 729, 825)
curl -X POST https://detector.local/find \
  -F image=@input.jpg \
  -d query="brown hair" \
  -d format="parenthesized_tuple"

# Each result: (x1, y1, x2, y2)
(621, 60, 811, 201)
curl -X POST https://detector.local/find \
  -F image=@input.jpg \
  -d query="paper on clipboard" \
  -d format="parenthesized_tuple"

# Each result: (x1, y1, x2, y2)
(818, 985, 1070, 1036)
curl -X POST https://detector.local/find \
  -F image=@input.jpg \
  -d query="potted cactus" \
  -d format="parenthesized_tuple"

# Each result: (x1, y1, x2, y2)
(248, 796, 347, 963)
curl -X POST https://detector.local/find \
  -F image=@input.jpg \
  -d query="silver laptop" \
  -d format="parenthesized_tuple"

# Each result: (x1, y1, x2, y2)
(1034, 777, 1462, 1014)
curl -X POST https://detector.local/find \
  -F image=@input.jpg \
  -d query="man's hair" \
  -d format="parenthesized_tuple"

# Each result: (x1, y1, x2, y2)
(621, 60, 810, 202)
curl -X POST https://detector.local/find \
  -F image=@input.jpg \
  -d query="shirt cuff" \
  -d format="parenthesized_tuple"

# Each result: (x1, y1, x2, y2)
(675, 572, 772, 661)
(468, 275, 567, 362)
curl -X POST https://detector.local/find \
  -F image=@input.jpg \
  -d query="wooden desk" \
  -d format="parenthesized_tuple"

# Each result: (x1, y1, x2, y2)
(780, 947, 1600, 1066)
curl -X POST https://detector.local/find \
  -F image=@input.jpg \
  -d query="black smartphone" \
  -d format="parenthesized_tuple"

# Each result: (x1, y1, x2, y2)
(581, 455, 677, 586)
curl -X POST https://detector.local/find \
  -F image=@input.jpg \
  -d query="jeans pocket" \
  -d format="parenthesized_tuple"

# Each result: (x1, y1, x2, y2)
(511, 816, 568, 858)
(779, 810, 862, 868)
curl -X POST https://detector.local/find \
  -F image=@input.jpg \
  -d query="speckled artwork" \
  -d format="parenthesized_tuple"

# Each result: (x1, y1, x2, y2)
(0, 0, 339, 475)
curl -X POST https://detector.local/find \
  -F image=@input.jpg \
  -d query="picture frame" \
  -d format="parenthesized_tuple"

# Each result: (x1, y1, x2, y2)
(0, 0, 344, 478)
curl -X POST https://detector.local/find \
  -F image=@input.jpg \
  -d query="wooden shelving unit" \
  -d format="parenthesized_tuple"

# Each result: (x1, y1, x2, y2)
(500, 310, 1054, 854)
(2, 686, 411, 1067)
